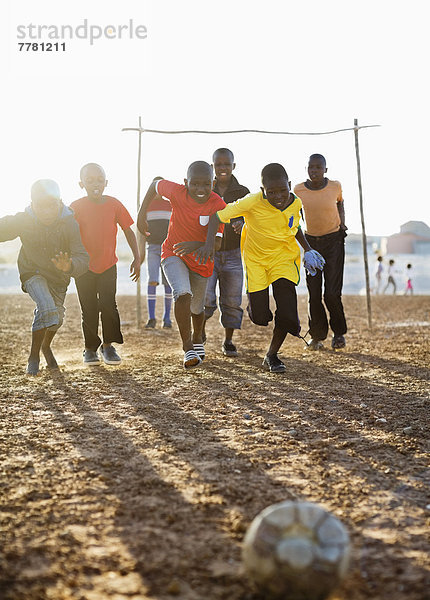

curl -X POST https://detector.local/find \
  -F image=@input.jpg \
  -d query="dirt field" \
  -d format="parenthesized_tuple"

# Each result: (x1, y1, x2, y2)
(0, 293, 429, 600)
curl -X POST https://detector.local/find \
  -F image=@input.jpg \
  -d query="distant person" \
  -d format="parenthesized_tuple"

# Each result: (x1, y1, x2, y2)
(374, 256, 384, 294)
(137, 161, 226, 369)
(140, 178, 173, 329)
(202, 148, 250, 357)
(200, 163, 325, 373)
(71, 163, 140, 367)
(0, 179, 89, 375)
(404, 263, 413, 295)
(294, 154, 347, 350)
(383, 259, 397, 295)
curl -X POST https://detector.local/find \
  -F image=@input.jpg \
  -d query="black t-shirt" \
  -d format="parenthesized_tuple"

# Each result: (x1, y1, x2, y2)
(214, 175, 250, 252)
(147, 219, 170, 245)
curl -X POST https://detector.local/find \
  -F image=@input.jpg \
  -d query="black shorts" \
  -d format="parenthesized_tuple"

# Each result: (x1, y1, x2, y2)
(247, 278, 300, 336)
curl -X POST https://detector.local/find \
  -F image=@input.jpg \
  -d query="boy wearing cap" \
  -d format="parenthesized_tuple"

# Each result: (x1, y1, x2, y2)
(0, 179, 89, 375)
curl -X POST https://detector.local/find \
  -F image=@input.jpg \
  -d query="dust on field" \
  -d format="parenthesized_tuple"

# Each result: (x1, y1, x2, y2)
(0, 294, 429, 600)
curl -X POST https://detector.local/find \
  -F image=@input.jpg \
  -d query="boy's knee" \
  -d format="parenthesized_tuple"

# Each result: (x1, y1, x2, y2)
(148, 281, 158, 286)
(175, 292, 192, 304)
(247, 306, 272, 326)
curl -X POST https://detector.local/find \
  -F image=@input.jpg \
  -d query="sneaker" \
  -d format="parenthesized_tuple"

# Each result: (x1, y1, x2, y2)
(162, 319, 172, 328)
(308, 338, 324, 351)
(262, 354, 286, 373)
(332, 334, 346, 349)
(145, 318, 157, 329)
(222, 340, 238, 357)
(83, 349, 100, 366)
(100, 346, 122, 365)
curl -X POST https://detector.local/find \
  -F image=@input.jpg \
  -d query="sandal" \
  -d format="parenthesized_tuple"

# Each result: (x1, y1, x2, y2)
(184, 349, 202, 369)
(193, 344, 205, 361)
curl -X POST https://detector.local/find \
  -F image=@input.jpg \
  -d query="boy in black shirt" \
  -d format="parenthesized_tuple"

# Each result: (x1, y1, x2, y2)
(203, 148, 249, 356)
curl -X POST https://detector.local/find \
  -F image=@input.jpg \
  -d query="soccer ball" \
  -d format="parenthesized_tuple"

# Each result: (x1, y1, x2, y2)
(242, 500, 350, 600)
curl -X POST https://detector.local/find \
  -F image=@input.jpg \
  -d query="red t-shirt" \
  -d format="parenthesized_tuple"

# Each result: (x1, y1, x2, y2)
(156, 180, 226, 277)
(70, 195, 134, 274)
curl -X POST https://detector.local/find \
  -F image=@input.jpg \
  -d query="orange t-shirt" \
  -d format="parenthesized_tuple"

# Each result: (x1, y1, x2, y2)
(70, 195, 134, 273)
(294, 180, 343, 236)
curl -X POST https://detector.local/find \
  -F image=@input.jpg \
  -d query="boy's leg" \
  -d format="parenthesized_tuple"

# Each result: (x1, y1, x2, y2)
(203, 254, 220, 342)
(305, 235, 329, 342)
(146, 244, 160, 327)
(23, 275, 64, 375)
(75, 270, 102, 351)
(161, 268, 173, 327)
(321, 233, 347, 338)
(41, 284, 67, 369)
(98, 265, 123, 346)
(218, 248, 243, 354)
(27, 329, 47, 375)
(268, 278, 300, 356)
(162, 256, 199, 366)
(189, 269, 209, 345)
(247, 286, 284, 372)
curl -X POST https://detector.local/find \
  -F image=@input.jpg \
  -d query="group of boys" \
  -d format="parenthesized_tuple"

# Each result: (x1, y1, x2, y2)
(0, 150, 348, 375)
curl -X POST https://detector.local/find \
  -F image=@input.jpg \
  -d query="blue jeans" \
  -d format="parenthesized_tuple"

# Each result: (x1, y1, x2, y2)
(23, 275, 66, 332)
(162, 255, 208, 314)
(147, 243, 168, 286)
(204, 248, 243, 329)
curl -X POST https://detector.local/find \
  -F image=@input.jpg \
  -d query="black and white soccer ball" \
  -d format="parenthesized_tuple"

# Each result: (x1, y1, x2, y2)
(242, 500, 350, 600)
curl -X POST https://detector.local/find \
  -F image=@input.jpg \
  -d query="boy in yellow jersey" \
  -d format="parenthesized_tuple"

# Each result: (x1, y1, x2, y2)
(195, 163, 324, 372)
(294, 154, 347, 350)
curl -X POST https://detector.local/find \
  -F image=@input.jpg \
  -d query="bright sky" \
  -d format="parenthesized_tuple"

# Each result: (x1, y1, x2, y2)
(2, 0, 429, 236)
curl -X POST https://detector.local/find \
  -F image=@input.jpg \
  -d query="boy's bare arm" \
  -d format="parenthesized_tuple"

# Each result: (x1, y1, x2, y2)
(173, 234, 222, 259)
(337, 200, 347, 231)
(137, 181, 158, 236)
(137, 231, 146, 264)
(295, 227, 312, 252)
(123, 227, 141, 282)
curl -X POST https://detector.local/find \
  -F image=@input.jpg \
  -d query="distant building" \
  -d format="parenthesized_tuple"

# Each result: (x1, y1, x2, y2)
(345, 233, 382, 256)
(386, 221, 430, 254)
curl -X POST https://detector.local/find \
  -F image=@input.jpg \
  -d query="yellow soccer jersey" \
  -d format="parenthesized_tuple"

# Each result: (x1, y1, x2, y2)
(217, 191, 302, 292)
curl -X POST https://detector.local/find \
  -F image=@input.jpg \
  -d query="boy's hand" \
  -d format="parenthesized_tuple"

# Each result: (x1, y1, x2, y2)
(51, 251, 72, 272)
(192, 243, 215, 265)
(139, 220, 151, 238)
(173, 241, 202, 256)
(130, 259, 140, 282)
(303, 249, 325, 276)
(232, 220, 244, 235)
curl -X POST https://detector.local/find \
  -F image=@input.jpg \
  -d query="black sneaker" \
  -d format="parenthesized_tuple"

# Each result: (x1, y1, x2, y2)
(332, 335, 346, 349)
(145, 318, 157, 329)
(83, 349, 100, 366)
(262, 354, 286, 373)
(100, 346, 121, 365)
(222, 340, 238, 357)
(162, 319, 172, 328)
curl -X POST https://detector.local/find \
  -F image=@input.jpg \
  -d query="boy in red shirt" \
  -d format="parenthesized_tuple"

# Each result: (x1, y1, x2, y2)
(71, 163, 140, 366)
(137, 161, 225, 369)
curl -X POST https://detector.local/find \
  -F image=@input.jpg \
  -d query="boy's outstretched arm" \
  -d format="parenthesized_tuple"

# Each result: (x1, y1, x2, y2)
(123, 227, 141, 282)
(193, 213, 221, 264)
(137, 180, 158, 237)
(0, 214, 22, 242)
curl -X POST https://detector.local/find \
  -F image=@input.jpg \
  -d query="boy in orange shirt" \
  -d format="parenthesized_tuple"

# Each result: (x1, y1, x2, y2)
(294, 154, 347, 350)
(71, 163, 140, 366)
